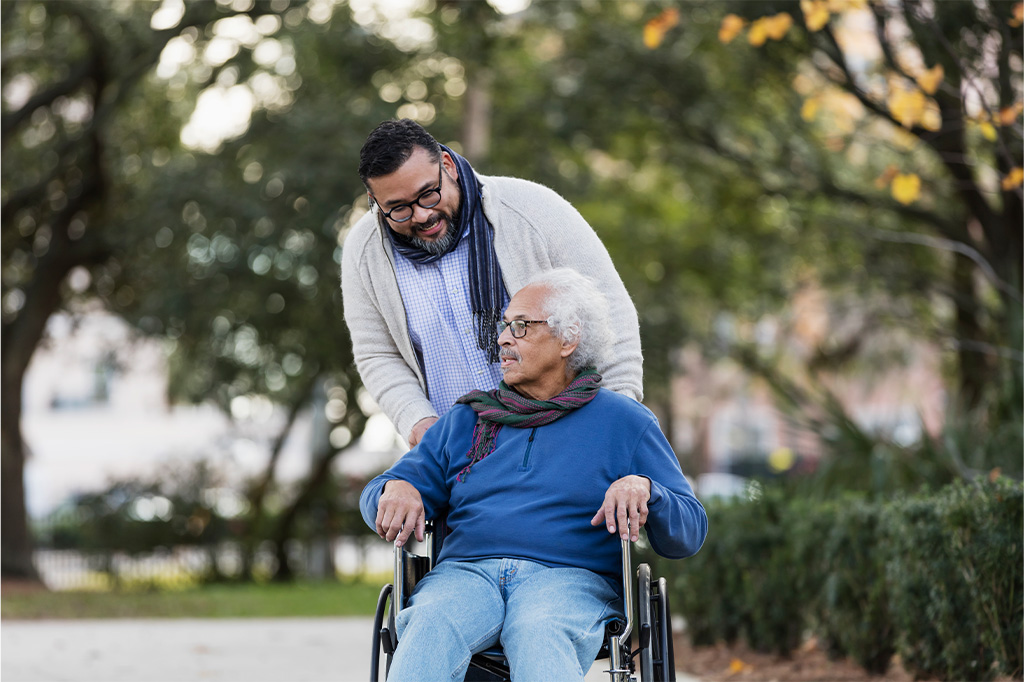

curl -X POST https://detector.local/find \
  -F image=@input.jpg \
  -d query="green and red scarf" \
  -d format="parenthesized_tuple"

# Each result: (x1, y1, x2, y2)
(454, 369, 602, 482)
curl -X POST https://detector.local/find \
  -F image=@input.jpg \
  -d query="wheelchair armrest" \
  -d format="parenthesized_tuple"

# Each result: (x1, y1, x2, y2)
(617, 537, 634, 642)
(391, 520, 436, 617)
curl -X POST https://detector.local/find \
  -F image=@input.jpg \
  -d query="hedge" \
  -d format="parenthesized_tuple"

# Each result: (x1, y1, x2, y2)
(653, 477, 1022, 681)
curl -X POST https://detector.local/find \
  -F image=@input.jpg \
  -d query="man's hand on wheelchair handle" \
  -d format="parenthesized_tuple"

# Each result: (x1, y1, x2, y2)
(376, 479, 425, 547)
(590, 475, 651, 542)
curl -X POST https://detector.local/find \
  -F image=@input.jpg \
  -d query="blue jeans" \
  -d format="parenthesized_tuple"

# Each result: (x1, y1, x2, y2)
(388, 558, 623, 682)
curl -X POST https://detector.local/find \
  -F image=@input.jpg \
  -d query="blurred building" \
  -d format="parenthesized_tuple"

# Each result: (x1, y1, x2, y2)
(21, 307, 399, 520)
(670, 289, 947, 480)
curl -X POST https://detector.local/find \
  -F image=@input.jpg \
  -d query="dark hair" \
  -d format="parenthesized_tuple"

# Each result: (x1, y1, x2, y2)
(358, 119, 441, 186)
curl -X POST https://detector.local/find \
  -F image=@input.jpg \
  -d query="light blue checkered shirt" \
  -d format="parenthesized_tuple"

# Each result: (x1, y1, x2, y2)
(392, 224, 506, 418)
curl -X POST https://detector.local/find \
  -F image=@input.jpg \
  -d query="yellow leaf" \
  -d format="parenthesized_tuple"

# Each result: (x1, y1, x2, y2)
(979, 121, 998, 141)
(999, 103, 1023, 126)
(801, 97, 820, 122)
(801, 0, 831, 31)
(1010, 2, 1023, 27)
(748, 13, 792, 45)
(921, 106, 942, 132)
(889, 88, 927, 128)
(719, 14, 746, 43)
(748, 17, 769, 46)
(727, 658, 751, 674)
(891, 173, 921, 205)
(765, 13, 793, 40)
(644, 8, 680, 49)
(916, 64, 944, 95)
(828, 0, 867, 10)
(1002, 167, 1024, 190)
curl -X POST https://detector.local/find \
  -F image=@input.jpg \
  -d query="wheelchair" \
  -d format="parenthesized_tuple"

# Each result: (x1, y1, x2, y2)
(370, 521, 676, 682)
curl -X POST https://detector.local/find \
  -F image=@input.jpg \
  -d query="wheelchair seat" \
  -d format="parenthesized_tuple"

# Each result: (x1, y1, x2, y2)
(369, 520, 676, 682)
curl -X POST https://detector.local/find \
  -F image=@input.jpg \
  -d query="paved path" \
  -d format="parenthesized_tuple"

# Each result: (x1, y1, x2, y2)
(2, 618, 701, 682)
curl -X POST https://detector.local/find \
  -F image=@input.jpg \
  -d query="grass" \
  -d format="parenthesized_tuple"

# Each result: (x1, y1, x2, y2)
(1, 577, 388, 620)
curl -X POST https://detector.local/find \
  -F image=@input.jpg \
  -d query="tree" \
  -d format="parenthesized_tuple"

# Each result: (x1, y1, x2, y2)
(1, 0, 292, 581)
(688, 0, 1022, 408)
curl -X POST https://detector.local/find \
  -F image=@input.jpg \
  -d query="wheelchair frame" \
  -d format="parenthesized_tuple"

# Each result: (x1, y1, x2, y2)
(369, 522, 676, 682)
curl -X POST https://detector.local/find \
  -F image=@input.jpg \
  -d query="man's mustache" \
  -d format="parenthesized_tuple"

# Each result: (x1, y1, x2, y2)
(500, 348, 521, 362)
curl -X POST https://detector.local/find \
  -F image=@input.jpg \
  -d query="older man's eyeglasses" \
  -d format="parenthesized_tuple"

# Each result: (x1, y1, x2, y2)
(497, 319, 548, 339)
(375, 161, 443, 223)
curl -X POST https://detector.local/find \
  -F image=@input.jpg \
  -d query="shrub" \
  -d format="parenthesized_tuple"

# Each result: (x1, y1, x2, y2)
(885, 478, 1022, 681)
(670, 487, 805, 656)
(819, 499, 894, 674)
(669, 478, 1022, 681)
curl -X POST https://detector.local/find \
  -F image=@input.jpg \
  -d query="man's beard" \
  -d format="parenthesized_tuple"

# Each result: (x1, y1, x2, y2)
(409, 213, 459, 255)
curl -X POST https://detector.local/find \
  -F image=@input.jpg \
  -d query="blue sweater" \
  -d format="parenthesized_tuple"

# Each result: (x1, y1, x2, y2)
(360, 389, 708, 589)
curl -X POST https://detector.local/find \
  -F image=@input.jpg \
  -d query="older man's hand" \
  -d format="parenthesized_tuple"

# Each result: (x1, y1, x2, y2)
(408, 417, 438, 448)
(376, 479, 425, 547)
(590, 475, 651, 542)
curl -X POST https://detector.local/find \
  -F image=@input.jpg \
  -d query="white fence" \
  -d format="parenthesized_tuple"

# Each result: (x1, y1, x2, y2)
(34, 536, 395, 591)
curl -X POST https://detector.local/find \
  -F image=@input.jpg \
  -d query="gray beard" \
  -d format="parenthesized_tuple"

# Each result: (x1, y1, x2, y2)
(410, 216, 459, 255)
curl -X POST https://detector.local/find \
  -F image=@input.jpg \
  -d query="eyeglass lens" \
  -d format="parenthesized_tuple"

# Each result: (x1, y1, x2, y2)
(387, 189, 441, 222)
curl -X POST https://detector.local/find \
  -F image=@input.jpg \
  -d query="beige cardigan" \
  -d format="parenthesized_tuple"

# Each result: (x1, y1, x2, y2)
(340, 174, 644, 439)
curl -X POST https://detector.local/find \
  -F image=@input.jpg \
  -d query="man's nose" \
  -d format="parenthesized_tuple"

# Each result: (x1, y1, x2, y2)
(410, 201, 435, 223)
(498, 325, 514, 344)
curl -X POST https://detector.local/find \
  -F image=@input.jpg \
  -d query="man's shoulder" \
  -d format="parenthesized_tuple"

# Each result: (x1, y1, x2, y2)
(479, 174, 568, 206)
(590, 389, 656, 422)
(341, 211, 382, 265)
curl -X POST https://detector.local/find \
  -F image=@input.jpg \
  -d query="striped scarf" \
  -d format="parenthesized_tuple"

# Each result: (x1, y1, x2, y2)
(383, 145, 507, 363)
(453, 369, 602, 482)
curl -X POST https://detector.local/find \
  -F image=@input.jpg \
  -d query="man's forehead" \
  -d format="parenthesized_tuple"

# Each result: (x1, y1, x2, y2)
(367, 148, 436, 202)
(505, 285, 547, 318)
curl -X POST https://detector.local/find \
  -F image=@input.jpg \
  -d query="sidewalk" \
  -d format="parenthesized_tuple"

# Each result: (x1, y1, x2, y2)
(1, 617, 702, 682)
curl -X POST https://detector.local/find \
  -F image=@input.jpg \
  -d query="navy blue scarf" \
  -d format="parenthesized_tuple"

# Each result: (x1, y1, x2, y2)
(382, 146, 508, 363)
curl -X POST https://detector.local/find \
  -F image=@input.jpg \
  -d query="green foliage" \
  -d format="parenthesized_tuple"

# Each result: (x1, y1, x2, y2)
(884, 479, 1023, 681)
(669, 488, 805, 655)
(665, 478, 1023, 680)
(818, 499, 894, 674)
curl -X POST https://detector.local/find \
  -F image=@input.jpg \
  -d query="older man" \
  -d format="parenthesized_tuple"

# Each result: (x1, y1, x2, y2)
(342, 119, 643, 448)
(359, 268, 707, 682)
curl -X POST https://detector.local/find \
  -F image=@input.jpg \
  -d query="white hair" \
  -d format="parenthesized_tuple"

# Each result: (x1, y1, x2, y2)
(526, 268, 613, 375)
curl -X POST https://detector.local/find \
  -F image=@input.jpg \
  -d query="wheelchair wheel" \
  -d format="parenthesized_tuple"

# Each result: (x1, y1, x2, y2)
(637, 565, 676, 682)
(637, 564, 654, 682)
(370, 583, 395, 682)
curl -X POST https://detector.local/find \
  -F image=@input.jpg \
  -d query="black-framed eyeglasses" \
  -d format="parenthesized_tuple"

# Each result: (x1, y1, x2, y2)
(497, 319, 548, 339)
(374, 161, 443, 223)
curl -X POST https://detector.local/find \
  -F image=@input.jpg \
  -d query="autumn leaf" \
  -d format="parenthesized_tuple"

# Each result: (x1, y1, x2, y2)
(801, 0, 831, 31)
(748, 17, 770, 46)
(748, 13, 792, 45)
(728, 658, 752, 674)
(1010, 2, 1023, 27)
(979, 121, 998, 141)
(916, 64, 944, 95)
(644, 8, 680, 49)
(765, 13, 793, 39)
(719, 13, 745, 43)
(801, 97, 820, 122)
(888, 88, 927, 128)
(1002, 167, 1024, 190)
(999, 103, 1023, 126)
(891, 173, 921, 204)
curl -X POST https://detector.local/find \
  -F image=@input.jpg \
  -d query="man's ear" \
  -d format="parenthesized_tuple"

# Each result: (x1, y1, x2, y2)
(442, 151, 459, 182)
(560, 337, 580, 359)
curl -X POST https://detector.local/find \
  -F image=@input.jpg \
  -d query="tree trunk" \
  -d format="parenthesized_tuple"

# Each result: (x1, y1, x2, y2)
(1, 255, 79, 581)
(462, 67, 493, 165)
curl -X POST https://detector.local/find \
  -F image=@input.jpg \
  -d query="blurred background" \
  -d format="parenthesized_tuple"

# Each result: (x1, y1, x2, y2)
(1, 1, 1021, 674)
